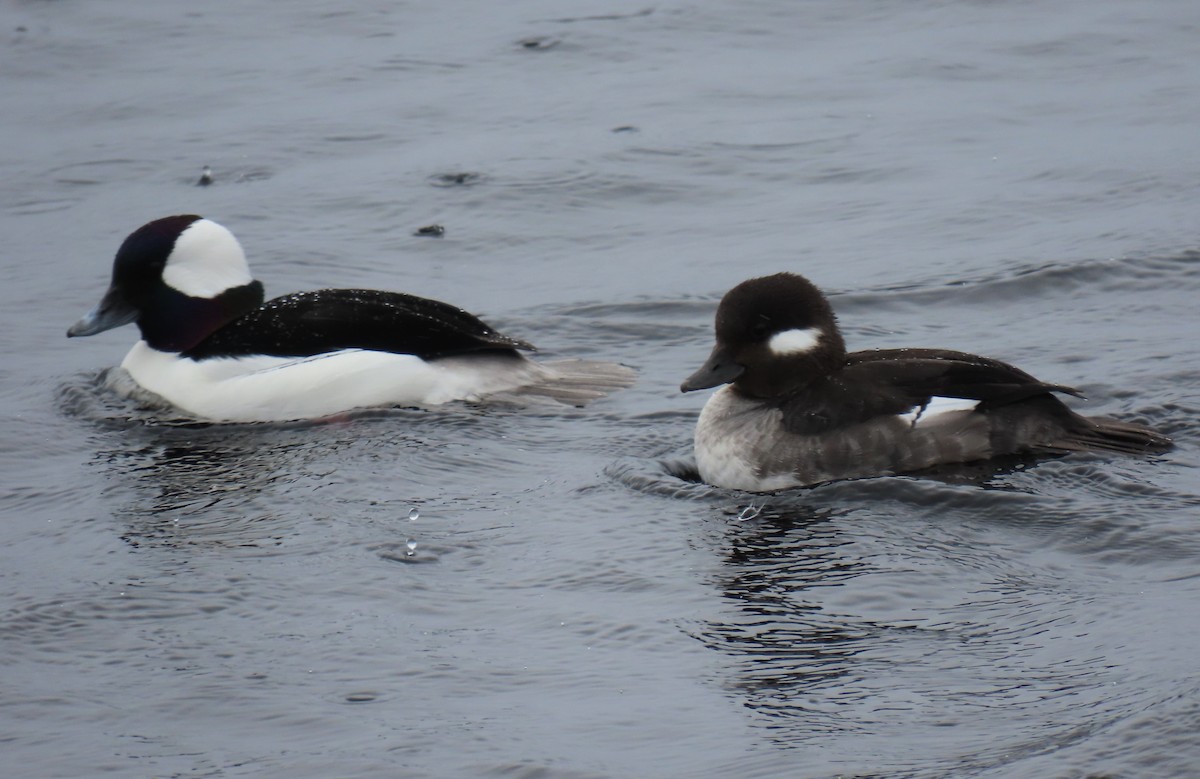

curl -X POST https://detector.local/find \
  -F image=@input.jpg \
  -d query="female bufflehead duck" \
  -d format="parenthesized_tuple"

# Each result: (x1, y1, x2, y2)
(69, 215, 634, 422)
(681, 272, 1172, 492)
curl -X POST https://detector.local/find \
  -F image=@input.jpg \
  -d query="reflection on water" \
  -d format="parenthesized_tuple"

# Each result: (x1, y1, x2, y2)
(99, 437, 323, 550)
(694, 503, 867, 732)
(686, 464, 1200, 775)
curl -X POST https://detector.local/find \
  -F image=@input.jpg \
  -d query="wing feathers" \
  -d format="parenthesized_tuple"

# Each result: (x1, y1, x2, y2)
(845, 348, 1083, 404)
(185, 289, 534, 360)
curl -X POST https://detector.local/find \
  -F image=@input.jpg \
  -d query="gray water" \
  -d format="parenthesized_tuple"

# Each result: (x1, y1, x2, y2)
(3, 1, 1200, 777)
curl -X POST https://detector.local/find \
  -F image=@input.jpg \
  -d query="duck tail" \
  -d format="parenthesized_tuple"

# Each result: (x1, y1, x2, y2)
(514, 359, 637, 406)
(1051, 415, 1174, 456)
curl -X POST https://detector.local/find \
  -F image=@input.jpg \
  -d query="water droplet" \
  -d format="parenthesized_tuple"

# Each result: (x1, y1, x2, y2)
(408, 508, 419, 521)
(405, 539, 417, 556)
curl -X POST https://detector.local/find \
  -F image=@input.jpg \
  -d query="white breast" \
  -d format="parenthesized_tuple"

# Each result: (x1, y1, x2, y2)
(693, 387, 802, 492)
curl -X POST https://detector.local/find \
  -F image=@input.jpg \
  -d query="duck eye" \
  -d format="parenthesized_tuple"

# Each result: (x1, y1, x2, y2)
(750, 317, 771, 340)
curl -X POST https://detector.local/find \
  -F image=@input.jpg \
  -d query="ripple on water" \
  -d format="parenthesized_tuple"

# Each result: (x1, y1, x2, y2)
(686, 503, 1142, 765)
(0, 580, 247, 661)
(835, 251, 1200, 312)
(426, 171, 488, 187)
(6, 196, 83, 216)
(45, 157, 149, 185)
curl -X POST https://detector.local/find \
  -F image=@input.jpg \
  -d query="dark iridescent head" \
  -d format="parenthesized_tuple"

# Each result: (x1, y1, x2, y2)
(681, 272, 847, 398)
(68, 215, 264, 351)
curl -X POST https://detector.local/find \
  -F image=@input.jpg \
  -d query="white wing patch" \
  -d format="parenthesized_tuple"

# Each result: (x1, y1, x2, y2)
(767, 327, 822, 356)
(161, 219, 254, 299)
(898, 396, 981, 428)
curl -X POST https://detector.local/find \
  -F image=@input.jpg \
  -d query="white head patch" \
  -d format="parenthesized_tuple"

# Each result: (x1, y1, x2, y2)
(161, 219, 253, 299)
(767, 327, 822, 356)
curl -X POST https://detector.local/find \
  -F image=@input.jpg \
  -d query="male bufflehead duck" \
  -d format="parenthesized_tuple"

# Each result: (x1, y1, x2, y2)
(680, 272, 1172, 492)
(68, 215, 634, 422)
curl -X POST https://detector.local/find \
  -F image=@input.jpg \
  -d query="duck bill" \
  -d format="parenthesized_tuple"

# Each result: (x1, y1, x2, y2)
(681, 344, 743, 392)
(67, 286, 137, 337)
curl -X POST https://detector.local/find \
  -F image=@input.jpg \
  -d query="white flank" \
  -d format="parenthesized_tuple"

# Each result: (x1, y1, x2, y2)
(119, 342, 546, 422)
(161, 219, 254, 299)
(898, 396, 981, 427)
(767, 327, 822, 356)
